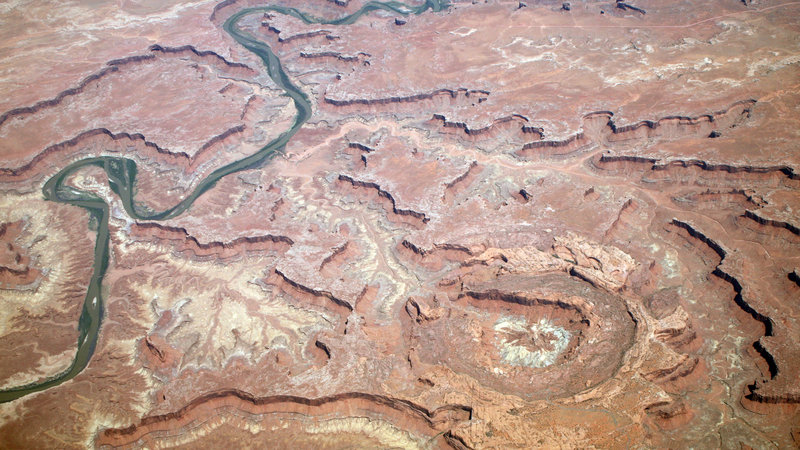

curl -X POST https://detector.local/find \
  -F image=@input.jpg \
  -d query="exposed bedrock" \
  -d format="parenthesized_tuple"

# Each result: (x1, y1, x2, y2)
(405, 273, 636, 400)
(323, 88, 490, 112)
(644, 399, 694, 431)
(516, 131, 591, 159)
(129, 222, 293, 261)
(516, 100, 756, 160)
(0, 44, 253, 128)
(259, 13, 340, 44)
(443, 161, 481, 203)
(0, 221, 41, 290)
(430, 113, 544, 143)
(592, 154, 800, 189)
(742, 210, 800, 236)
(300, 50, 370, 63)
(0, 44, 266, 173)
(0, 128, 181, 180)
(3, 0, 800, 447)
(604, 99, 755, 143)
(398, 239, 475, 271)
(336, 174, 430, 226)
(406, 232, 637, 293)
(265, 268, 354, 316)
(145, 44, 255, 75)
(668, 219, 800, 404)
(97, 390, 472, 449)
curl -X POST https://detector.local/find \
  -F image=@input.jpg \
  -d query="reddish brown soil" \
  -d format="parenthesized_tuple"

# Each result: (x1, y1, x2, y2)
(1, 0, 799, 448)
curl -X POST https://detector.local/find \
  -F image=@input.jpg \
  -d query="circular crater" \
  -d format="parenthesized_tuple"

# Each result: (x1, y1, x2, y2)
(407, 273, 636, 399)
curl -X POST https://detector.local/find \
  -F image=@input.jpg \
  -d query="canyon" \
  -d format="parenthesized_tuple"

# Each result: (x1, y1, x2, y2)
(0, 0, 799, 447)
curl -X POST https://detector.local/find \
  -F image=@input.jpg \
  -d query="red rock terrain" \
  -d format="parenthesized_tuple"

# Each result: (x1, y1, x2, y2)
(1, 0, 800, 448)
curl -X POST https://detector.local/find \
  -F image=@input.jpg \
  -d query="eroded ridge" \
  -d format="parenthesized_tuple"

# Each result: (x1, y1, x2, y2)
(97, 390, 472, 449)
(337, 174, 430, 225)
(0, 221, 41, 289)
(595, 155, 800, 183)
(3, 0, 800, 447)
(516, 100, 756, 159)
(325, 88, 489, 108)
(0, 0, 450, 403)
(742, 210, 800, 236)
(669, 219, 800, 403)
(406, 272, 635, 400)
(268, 268, 355, 313)
(130, 222, 293, 260)
(0, 44, 254, 128)
(0, 43, 268, 188)
(431, 113, 544, 141)
(0, 129, 176, 179)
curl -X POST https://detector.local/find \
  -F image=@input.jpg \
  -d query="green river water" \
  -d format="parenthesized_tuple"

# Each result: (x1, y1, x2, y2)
(0, 0, 448, 404)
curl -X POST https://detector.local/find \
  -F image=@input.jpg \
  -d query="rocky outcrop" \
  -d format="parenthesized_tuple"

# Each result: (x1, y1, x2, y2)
(605, 100, 754, 142)
(263, 26, 338, 44)
(300, 51, 370, 63)
(0, 45, 254, 129)
(516, 132, 590, 158)
(346, 142, 376, 153)
(337, 174, 430, 225)
(268, 268, 354, 313)
(443, 161, 481, 203)
(97, 389, 472, 448)
(616, 2, 647, 14)
(644, 400, 693, 430)
(742, 210, 800, 236)
(463, 234, 636, 292)
(148, 44, 255, 74)
(431, 113, 544, 141)
(552, 232, 637, 292)
(0, 128, 184, 179)
(324, 88, 489, 108)
(668, 219, 800, 403)
(518, 100, 756, 159)
(397, 240, 474, 271)
(652, 159, 799, 180)
(0, 221, 41, 290)
(129, 222, 293, 260)
(593, 154, 800, 187)
(789, 269, 800, 288)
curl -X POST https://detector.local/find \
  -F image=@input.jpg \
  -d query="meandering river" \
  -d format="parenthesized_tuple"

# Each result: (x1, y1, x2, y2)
(0, 0, 448, 403)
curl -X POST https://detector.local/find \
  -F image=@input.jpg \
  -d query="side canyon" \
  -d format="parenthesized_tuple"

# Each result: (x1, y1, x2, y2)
(1, 0, 799, 447)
